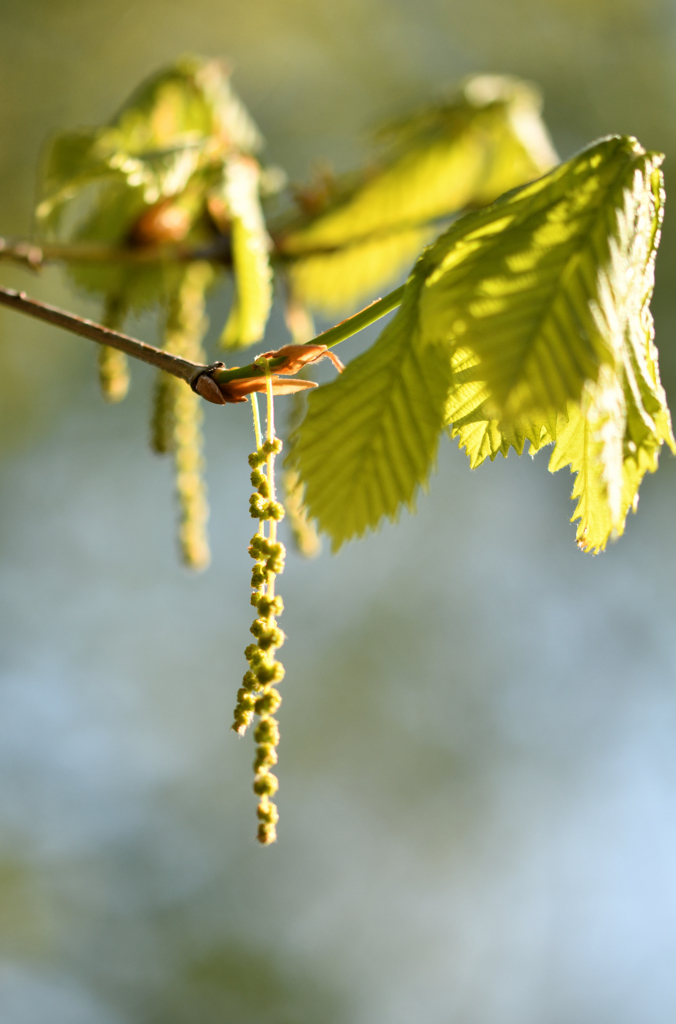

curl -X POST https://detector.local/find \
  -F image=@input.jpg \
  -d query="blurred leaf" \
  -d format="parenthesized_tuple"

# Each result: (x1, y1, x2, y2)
(290, 256, 453, 550)
(218, 156, 273, 348)
(283, 226, 430, 317)
(35, 56, 264, 313)
(280, 75, 558, 313)
(60, 178, 187, 311)
(37, 56, 262, 231)
(36, 129, 116, 229)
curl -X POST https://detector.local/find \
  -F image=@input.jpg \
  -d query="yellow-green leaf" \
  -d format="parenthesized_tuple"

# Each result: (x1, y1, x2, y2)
(219, 156, 273, 349)
(290, 265, 453, 550)
(546, 155, 674, 551)
(284, 227, 430, 316)
(281, 75, 557, 314)
(421, 136, 664, 423)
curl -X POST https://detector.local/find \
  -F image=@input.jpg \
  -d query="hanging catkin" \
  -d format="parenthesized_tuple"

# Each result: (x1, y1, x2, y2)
(232, 383, 287, 845)
(151, 262, 214, 570)
(99, 293, 130, 403)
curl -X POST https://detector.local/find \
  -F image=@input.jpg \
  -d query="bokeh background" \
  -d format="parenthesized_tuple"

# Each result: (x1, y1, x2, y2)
(2, 1, 676, 1021)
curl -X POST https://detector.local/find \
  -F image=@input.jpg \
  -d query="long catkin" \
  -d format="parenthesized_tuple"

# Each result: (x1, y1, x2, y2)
(151, 262, 214, 570)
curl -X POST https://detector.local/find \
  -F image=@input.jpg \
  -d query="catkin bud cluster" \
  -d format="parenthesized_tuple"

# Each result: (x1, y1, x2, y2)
(150, 263, 213, 570)
(232, 435, 286, 845)
(99, 293, 130, 404)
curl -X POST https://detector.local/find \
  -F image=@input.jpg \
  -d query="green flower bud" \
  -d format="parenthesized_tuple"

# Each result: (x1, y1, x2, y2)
(261, 438, 283, 456)
(248, 451, 264, 468)
(254, 718, 280, 745)
(254, 743, 278, 771)
(265, 501, 286, 521)
(256, 661, 285, 685)
(248, 649, 268, 671)
(257, 821, 277, 845)
(255, 689, 282, 715)
(251, 565, 268, 587)
(256, 595, 284, 618)
(256, 799, 279, 825)
(231, 710, 253, 735)
(242, 670, 258, 691)
(257, 627, 285, 651)
(249, 494, 265, 519)
(253, 771, 279, 796)
(250, 469, 265, 488)
(236, 689, 256, 710)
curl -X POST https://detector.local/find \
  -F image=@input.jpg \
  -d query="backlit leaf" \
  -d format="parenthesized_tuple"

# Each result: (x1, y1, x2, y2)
(421, 136, 664, 422)
(219, 156, 273, 348)
(280, 75, 557, 313)
(294, 135, 672, 553)
(290, 258, 453, 549)
(35, 57, 265, 313)
(547, 156, 674, 551)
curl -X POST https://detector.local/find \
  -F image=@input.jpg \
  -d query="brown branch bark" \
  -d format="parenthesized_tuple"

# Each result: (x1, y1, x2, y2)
(0, 287, 205, 383)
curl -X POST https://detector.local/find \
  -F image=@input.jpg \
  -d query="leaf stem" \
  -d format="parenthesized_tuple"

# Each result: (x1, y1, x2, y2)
(309, 286, 405, 350)
(251, 393, 262, 450)
(263, 364, 278, 596)
(210, 285, 405, 387)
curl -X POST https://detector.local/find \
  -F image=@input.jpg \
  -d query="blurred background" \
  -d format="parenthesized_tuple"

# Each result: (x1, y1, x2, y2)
(2, 1, 676, 1021)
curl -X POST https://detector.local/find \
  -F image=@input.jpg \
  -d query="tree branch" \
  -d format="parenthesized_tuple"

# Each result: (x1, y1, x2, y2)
(0, 287, 205, 383)
(0, 236, 233, 271)
(0, 283, 405, 392)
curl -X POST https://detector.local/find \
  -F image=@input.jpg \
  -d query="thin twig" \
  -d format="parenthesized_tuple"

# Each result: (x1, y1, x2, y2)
(0, 287, 205, 383)
(0, 215, 447, 271)
(0, 283, 405, 390)
(0, 236, 233, 271)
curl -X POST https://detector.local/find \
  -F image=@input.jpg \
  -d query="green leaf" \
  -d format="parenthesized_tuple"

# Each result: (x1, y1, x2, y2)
(438, 135, 672, 552)
(421, 135, 664, 424)
(281, 75, 557, 313)
(290, 262, 453, 550)
(36, 130, 116, 230)
(548, 379, 623, 554)
(294, 135, 672, 554)
(284, 227, 430, 316)
(35, 57, 265, 312)
(445, 346, 555, 467)
(547, 156, 675, 551)
(37, 57, 263, 231)
(219, 156, 273, 349)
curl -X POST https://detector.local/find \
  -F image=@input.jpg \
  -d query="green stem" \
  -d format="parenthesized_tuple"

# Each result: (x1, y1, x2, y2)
(211, 285, 405, 387)
(310, 286, 404, 350)
(251, 393, 262, 450)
